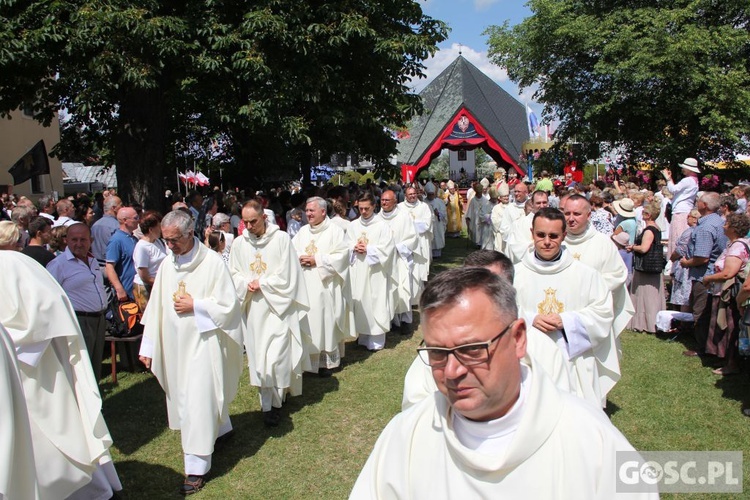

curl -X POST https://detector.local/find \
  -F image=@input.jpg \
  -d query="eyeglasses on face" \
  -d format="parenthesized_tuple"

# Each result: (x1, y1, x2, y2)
(417, 320, 516, 368)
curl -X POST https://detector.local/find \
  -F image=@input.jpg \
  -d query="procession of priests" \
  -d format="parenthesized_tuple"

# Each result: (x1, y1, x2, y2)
(0, 174, 654, 498)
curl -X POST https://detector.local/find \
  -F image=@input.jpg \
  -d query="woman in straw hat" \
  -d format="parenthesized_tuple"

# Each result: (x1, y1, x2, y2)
(662, 158, 700, 257)
(612, 197, 638, 283)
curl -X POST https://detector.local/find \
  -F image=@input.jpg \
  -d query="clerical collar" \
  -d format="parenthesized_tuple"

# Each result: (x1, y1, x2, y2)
(359, 214, 377, 226)
(533, 249, 563, 265)
(173, 237, 200, 266)
(380, 207, 399, 220)
(309, 217, 330, 234)
(452, 364, 530, 453)
(565, 223, 592, 243)
(403, 200, 419, 209)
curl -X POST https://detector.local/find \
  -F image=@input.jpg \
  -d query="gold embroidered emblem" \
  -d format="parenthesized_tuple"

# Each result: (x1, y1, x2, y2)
(249, 252, 267, 275)
(537, 288, 565, 314)
(172, 281, 191, 302)
(305, 240, 318, 255)
(572, 253, 581, 260)
(357, 232, 369, 246)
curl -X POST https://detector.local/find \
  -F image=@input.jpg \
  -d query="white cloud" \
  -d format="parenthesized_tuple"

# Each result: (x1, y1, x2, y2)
(412, 42, 508, 93)
(474, 0, 500, 11)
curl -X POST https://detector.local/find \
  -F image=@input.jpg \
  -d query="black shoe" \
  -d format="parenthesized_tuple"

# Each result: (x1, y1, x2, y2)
(318, 367, 333, 378)
(399, 322, 412, 335)
(263, 407, 281, 427)
(180, 475, 206, 495)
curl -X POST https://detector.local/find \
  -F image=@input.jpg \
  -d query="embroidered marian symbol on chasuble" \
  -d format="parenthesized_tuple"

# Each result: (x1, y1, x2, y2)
(305, 240, 318, 255)
(538, 288, 565, 315)
(173, 281, 191, 302)
(357, 232, 369, 246)
(572, 253, 581, 260)
(249, 253, 267, 275)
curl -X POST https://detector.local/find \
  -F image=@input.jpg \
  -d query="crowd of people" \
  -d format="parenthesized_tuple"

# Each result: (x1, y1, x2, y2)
(0, 156, 747, 497)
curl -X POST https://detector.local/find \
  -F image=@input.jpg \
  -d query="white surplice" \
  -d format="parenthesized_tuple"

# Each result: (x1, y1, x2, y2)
(355, 356, 655, 500)
(229, 224, 315, 410)
(141, 239, 244, 459)
(348, 214, 396, 339)
(498, 200, 525, 242)
(292, 218, 356, 368)
(0, 251, 121, 500)
(514, 248, 615, 407)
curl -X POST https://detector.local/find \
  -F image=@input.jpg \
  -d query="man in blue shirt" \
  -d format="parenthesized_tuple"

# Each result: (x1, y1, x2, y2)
(105, 206, 140, 301)
(679, 192, 727, 356)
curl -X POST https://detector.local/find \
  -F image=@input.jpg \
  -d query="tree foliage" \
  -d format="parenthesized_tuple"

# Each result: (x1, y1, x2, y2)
(485, 0, 750, 167)
(0, 0, 447, 207)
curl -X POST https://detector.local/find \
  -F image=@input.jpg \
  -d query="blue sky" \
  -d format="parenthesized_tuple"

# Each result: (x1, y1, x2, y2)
(414, 0, 540, 115)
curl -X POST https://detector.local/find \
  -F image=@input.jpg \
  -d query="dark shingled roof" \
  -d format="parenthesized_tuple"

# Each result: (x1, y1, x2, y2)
(398, 55, 528, 170)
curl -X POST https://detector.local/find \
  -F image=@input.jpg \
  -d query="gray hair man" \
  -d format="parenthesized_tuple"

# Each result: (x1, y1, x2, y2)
(139, 209, 243, 495)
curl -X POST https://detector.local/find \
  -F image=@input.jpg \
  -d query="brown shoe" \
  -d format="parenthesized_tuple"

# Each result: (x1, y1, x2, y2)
(682, 350, 701, 357)
(180, 475, 206, 495)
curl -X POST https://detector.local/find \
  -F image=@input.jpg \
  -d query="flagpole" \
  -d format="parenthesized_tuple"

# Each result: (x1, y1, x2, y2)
(176, 167, 181, 196)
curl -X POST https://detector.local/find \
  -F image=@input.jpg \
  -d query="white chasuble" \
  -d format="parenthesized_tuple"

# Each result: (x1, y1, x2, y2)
(0, 322, 38, 500)
(515, 248, 615, 407)
(505, 212, 534, 264)
(292, 218, 356, 354)
(0, 251, 120, 499)
(565, 223, 635, 336)
(230, 224, 315, 397)
(490, 202, 507, 252)
(477, 197, 495, 250)
(379, 206, 420, 314)
(354, 356, 656, 500)
(499, 201, 525, 242)
(399, 200, 433, 284)
(425, 197, 447, 251)
(142, 239, 243, 456)
(348, 215, 396, 336)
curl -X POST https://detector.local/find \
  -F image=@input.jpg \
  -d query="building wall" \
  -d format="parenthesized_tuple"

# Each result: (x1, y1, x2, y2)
(0, 109, 64, 200)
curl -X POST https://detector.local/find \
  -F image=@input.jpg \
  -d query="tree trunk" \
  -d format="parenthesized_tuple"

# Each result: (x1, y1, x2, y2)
(114, 87, 169, 209)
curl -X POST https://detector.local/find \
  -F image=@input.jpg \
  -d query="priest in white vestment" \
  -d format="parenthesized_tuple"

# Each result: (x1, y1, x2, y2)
(378, 189, 419, 334)
(139, 210, 243, 494)
(424, 184, 447, 258)
(355, 267, 655, 499)
(499, 182, 528, 244)
(229, 200, 315, 426)
(562, 194, 635, 397)
(514, 208, 615, 407)
(0, 321, 38, 500)
(477, 187, 496, 250)
(399, 185, 433, 303)
(292, 197, 355, 375)
(349, 192, 396, 351)
(490, 183, 510, 252)
(0, 251, 122, 500)
(505, 190, 550, 263)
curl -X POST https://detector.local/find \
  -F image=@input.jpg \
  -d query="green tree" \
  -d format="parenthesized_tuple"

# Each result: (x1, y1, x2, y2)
(485, 0, 750, 167)
(0, 0, 447, 207)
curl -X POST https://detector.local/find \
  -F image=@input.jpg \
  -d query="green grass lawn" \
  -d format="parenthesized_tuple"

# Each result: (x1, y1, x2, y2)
(103, 237, 750, 498)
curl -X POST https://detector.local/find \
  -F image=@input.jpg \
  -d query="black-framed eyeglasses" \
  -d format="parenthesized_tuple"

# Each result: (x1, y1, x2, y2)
(417, 320, 516, 368)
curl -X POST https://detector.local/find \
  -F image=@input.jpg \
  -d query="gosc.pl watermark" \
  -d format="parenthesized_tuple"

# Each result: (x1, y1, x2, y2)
(616, 451, 743, 493)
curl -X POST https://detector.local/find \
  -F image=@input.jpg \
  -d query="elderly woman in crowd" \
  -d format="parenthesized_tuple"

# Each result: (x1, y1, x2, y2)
(703, 212, 750, 375)
(626, 202, 666, 333)
(663, 158, 700, 258)
(0, 221, 20, 250)
(669, 209, 701, 309)
(719, 195, 738, 219)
